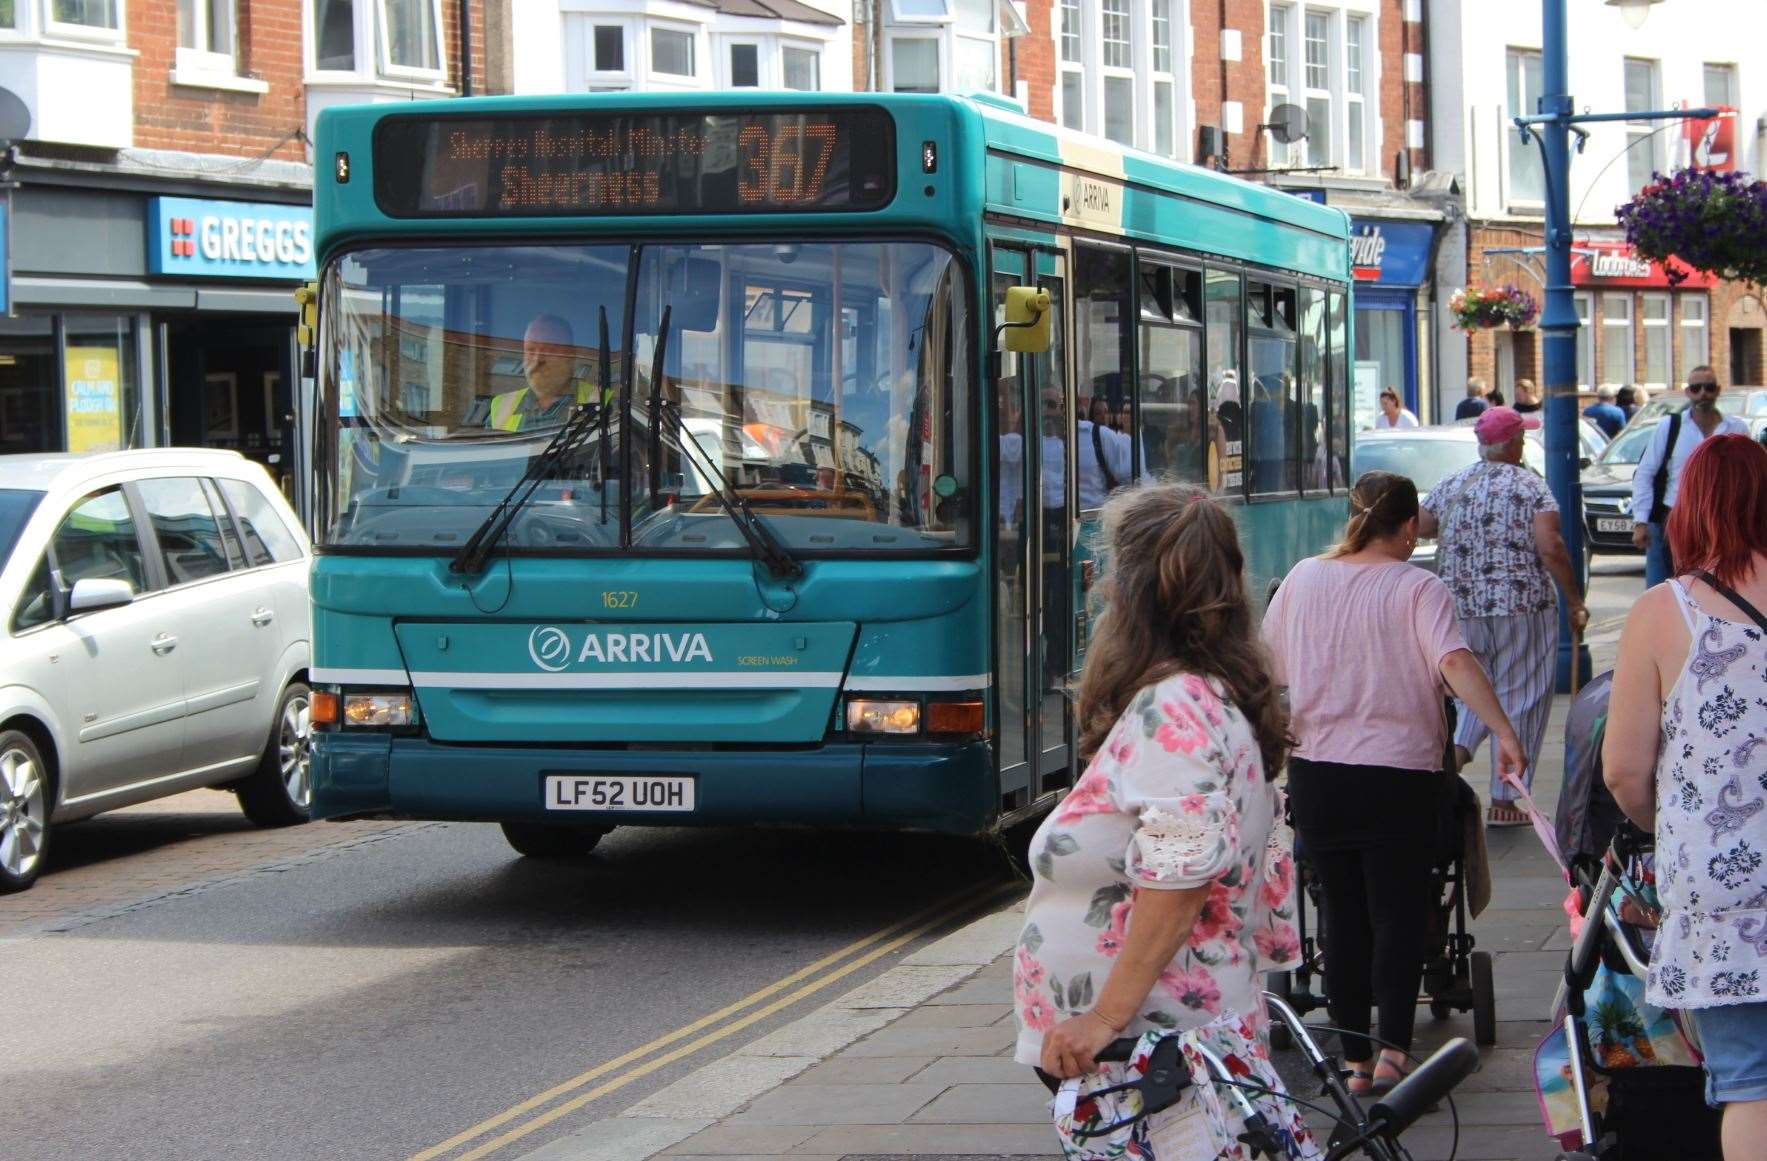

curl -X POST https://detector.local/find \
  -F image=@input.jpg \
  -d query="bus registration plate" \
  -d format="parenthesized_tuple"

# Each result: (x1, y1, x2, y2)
(544, 775, 695, 812)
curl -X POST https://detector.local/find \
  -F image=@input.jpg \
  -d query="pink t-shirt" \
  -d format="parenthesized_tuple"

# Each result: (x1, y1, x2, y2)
(1260, 556, 1469, 772)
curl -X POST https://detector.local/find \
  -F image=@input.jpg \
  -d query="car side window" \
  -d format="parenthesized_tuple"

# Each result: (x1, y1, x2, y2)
(137, 477, 231, 585)
(13, 488, 150, 631)
(201, 478, 247, 570)
(216, 478, 303, 567)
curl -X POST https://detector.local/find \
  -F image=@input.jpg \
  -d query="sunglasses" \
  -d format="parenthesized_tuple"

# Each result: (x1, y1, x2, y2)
(1686, 382, 1719, 394)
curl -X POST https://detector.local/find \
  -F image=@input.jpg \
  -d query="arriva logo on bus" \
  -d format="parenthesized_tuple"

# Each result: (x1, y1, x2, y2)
(527, 626, 715, 672)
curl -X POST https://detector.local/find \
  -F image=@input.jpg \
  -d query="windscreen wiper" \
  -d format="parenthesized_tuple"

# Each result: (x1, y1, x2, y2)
(450, 309, 612, 575)
(644, 306, 802, 583)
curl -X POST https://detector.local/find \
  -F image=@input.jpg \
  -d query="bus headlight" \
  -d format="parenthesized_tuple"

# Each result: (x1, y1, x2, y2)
(343, 692, 415, 728)
(846, 698, 921, 735)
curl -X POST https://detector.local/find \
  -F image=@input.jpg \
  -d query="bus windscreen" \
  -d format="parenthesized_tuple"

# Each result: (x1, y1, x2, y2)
(372, 108, 896, 218)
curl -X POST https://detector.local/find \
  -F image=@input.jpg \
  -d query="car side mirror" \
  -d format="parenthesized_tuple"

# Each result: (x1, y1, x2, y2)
(68, 577, 135, 615)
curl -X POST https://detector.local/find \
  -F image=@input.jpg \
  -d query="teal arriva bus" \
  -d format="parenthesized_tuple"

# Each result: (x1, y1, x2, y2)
(305, 91, 1354, 854)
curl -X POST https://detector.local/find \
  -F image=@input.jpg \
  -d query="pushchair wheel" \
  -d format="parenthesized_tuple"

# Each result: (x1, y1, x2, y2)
(1471, 951, 1497, 1045)
(1428, 999, 1452, 1021)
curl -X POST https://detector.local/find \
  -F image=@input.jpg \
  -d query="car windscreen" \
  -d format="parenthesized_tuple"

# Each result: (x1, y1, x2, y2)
(1350, 438, 1480, 495)
(1598, 421, 1660, 466)
(0, 488, 43, 566)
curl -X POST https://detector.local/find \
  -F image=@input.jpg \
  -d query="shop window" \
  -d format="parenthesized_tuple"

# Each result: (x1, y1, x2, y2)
(783, 45, 819, 90)
(1680, 294, 1709, 378)
(1601, 293, 1634, 386)
(138, 477, 231, 586)
(63, 315, 142, 454)
(1205, 269, 1243, 495)
(651, 27, 694, 77)
(729, 42, 759, 87)
(1641, 293, 1670, 387)
(0, 317, 58, 456)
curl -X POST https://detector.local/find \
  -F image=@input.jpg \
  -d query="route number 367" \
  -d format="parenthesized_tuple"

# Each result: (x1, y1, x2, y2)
(737, 123, 839, 206)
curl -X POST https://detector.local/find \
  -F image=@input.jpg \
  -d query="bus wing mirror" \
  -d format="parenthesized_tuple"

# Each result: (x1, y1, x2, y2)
(1001, 286, 1051, 354)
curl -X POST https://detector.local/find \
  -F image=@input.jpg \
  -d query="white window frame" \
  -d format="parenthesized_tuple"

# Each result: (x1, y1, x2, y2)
(44, 0, 125, 41)
(173, 0, 264, 88)
(886, 32, 943, 93)
(1703, 62, 1737, 109)
(574, 18, 632, 90)
(723, 37, 764, 88)
(1267, 3, 1292, 164)
(1265, 2, 1376, 173)
(1504, 46, 1545, 209)
(375, 0, 446, 81)
(648, 21, 698, 81)
(1343, 13, 1367, 173)
(781, 40, 820, 91)
(1640, 291, 1670, 388)
(888, 0, 952, 25)
(1300, 9, 1332, 168)
(1057, 0, 1084, 130)
(1623, 57, 1663, 193)
(1574, 292, 1594, 391)
(1679, 293, 1710, 382)
(1601, 292, 1635, 387)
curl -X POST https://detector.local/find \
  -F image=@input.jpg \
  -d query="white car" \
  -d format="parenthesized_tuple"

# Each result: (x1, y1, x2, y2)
(0, 449, 313, 891)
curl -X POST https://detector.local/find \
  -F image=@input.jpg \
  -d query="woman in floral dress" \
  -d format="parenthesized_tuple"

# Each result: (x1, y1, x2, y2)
(1013, 484, 1312, 1158)
(1606, 435, 1767, 1161)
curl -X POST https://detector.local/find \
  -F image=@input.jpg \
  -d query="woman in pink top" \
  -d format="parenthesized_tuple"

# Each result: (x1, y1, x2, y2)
(1261, 471, 1524, 1093)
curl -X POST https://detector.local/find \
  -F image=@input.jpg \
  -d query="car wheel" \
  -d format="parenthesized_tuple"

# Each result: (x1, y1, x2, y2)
(0, 729, 51, 893)
(500, 821, 612, 859)
(235, 683, 313, 828)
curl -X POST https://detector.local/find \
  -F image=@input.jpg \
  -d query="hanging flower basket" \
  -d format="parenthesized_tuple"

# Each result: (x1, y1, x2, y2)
(1617, 168, 1767, 286)
(1449, 284, 1539, 332)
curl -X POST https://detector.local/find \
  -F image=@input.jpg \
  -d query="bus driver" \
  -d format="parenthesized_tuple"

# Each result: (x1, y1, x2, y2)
(483, 314, 600, 431)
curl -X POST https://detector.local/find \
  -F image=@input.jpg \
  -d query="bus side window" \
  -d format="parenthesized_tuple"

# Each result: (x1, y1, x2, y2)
(1136, 264, 1205, 487)
(1073, 245, 1133, 511)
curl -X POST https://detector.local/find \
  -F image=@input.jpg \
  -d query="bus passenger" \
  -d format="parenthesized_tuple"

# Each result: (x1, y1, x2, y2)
(1078, 386, 1134, 509)
(1263, 472, 1523, 1093)
(483, 314, 599, 431)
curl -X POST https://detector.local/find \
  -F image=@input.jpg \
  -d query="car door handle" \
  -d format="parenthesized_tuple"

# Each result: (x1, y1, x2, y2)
(151, 633, 179, 655)
(251, 608, 276, 626)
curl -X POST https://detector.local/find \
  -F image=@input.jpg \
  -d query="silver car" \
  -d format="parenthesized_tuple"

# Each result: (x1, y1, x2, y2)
(0, 449, 312, 891)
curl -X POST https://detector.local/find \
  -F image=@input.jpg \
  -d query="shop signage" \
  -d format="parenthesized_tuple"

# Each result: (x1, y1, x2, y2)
(1347, 219, 1434, 287)
(147, 197, 315, 280)
(1570, 241, 1717, 290)
(1686, 107, 1737, 173)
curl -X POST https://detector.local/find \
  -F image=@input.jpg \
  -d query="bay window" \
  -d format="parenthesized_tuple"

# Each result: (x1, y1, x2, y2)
(884, 0, 1004, 95)
(782, 45, 819, 90)
(49, 0, 118, 34)
(310, 0, 445, 83)
(890, 36, 940, 92)
(380, 0, 438, 73)
(651, 27, 694, 77)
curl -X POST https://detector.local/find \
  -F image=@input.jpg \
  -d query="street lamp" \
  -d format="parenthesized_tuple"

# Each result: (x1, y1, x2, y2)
(1603, 0, 1662, 30)
(1516, 0, 1711, 690)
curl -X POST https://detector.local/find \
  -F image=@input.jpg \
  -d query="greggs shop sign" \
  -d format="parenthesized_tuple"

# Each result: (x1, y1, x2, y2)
(1571, 242, 1716, 290)
(147, 197, 316, 280)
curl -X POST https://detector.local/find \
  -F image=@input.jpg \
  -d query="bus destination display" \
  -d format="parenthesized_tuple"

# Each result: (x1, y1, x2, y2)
(373, 109, 896, 218)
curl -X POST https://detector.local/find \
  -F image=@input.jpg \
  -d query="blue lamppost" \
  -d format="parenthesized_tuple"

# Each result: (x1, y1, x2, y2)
(1511, 0, 1716, 690)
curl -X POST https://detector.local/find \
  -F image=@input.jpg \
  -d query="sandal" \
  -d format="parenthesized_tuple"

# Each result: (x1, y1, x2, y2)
(1346, 1063, 1377, 1095)
(1368, 1053, 1411, 1095)
(1487, 801, 1529, 828)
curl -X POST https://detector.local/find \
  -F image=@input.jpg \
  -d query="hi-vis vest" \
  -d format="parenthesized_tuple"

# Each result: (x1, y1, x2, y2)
(488, 381, 600, 431)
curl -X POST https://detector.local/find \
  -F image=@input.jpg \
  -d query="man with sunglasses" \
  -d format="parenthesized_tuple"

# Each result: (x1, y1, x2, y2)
(1631, 366, 1751, 586)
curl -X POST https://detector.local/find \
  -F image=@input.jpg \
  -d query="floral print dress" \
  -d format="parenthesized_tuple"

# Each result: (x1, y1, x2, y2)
(1014, 674, 1309, 1159)
(1647, 581, 1767, 1010)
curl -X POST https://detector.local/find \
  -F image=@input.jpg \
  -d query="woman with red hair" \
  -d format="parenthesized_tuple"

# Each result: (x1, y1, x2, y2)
(1606, 434, 1767, 1160)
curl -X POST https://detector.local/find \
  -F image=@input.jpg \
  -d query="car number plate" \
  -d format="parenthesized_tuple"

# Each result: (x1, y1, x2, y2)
(543, 774, 695, 812)
(1595, 518, 1632, 533)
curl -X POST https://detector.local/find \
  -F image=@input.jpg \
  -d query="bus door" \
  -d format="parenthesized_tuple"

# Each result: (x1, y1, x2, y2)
(991, 244, 1074, 815)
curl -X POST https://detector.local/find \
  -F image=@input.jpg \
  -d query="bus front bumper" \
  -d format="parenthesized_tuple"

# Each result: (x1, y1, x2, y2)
(311, 734, 996, 836)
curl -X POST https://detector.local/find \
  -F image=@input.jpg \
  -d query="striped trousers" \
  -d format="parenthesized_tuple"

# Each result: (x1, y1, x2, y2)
(1452, 608, 1557, 802)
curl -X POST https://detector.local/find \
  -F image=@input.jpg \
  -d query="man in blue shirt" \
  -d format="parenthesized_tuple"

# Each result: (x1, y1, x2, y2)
(1453, 376, 1490, 421)
(1583, 384, 1626, 438)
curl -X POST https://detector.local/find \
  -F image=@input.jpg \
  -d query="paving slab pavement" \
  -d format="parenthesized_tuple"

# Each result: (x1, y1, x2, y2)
(516, 595, 1632, 1161)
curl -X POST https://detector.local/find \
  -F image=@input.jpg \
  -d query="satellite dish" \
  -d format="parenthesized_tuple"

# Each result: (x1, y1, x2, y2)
(0, 87, 29, 145)
(1263, 103, 1308, 146)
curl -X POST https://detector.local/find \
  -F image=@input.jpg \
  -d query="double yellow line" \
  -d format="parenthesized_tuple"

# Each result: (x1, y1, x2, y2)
(409, 880, 1016, 1161)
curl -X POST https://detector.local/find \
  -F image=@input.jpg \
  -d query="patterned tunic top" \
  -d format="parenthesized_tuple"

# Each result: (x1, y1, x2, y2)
(1012, 674, 1300, 1066)
(1647, 581, 1767, 1010)
(1424, 459, 1559, 618)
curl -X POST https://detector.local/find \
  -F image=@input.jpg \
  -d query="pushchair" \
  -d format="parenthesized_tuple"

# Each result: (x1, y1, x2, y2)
(1269, 773, 1498, 1046)
(1536, 822, 1722, 1160)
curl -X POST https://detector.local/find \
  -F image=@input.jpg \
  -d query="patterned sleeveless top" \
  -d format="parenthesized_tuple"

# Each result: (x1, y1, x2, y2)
(1646, 580, 1767, 1010)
